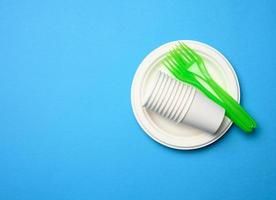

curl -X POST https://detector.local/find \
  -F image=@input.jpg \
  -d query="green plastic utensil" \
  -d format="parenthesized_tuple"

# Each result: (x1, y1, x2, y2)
(163, 42, 256, 133)
(177, 42, 256, 129)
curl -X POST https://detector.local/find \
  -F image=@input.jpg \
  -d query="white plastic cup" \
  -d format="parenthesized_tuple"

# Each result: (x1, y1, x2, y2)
(143, 71, 225, 134)
(181, 90, 225, 133)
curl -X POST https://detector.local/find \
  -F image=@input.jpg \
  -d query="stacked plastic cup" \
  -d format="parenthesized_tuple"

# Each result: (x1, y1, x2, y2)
(143, 71, 225, 134)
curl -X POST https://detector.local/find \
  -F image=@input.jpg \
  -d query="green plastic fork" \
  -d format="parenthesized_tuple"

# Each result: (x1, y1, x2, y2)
(163, 55, 252, 132)
(176, 43, 256, 129)
(163, 42, 256, 133)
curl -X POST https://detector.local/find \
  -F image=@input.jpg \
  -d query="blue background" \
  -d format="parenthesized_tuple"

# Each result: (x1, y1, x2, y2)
(0, 0, 275, 199)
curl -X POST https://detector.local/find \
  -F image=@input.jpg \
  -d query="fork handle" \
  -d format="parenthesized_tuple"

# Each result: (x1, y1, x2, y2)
(208, 79, 257, 129)
(191, 80, 253, 132)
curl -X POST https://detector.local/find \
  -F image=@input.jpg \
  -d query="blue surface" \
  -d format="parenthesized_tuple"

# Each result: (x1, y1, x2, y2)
(0, 0, 275, 199)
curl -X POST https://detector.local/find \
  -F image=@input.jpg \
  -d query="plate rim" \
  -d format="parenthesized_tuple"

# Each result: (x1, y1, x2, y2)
(131, 40, 240, 150)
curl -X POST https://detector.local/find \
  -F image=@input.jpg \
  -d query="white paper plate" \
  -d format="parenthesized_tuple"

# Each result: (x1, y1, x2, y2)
(131, 40, 240, 150)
